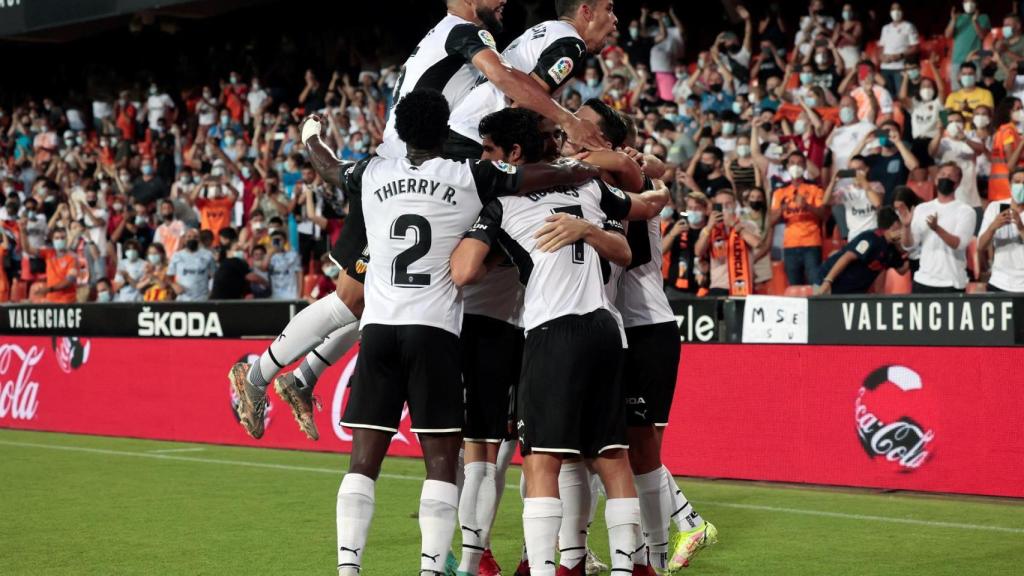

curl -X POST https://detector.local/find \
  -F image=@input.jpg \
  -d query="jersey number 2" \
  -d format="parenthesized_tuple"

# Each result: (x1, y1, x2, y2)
(551, 206, 585, 264)
(391, 214, 432, 287)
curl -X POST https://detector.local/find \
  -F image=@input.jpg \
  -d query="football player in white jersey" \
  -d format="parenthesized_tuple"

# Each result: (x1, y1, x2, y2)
(450, 118, 667, 576)
(227, 0, 608, 444)
(379, 0, 609, 159)
(445, 0, 619, 160)
(326, 89, 599, 576)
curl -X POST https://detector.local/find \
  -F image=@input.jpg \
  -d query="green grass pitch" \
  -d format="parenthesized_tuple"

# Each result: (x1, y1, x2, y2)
(1, 429, 1021, 575)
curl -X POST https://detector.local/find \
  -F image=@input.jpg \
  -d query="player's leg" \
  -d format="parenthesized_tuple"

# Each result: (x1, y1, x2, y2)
(229, 288, 359, 439)
(405, 325, 465, 576)
(458, 441, 500, 575)
(556, 457, 591, 573)
(623, 323, 679, 571)
(582, 310, 640, 576)
(522, 452, 563, 576)
(335, 324, 405, 575)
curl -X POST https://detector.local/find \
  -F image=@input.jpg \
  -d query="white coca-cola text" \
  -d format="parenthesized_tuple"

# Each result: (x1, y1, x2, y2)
(0, 344, 43, 421)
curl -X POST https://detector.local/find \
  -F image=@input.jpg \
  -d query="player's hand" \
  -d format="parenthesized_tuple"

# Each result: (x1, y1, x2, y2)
(565, 116, 611, 152)
(300, 114, 323, 145)
(619, 146, 646, 167)
(533, 213, 593, 253)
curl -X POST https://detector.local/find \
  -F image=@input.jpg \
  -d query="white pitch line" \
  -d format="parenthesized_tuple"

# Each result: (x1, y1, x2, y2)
(2, 438, 1022, 535)
(147, 447, 207, 454)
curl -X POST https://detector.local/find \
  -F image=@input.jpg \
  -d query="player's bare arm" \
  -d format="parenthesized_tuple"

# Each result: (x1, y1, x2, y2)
(300, 114, 344, 189)
(533, 213, 631, 266)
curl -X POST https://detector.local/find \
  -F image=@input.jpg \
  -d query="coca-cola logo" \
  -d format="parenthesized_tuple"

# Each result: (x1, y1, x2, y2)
(854, 365, 934, 470)
(0, 344, 43, 421)
(330, 351, 411, 445)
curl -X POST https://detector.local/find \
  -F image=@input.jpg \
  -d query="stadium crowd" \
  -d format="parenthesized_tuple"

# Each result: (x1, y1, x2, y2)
(2, 0, 1023, 304)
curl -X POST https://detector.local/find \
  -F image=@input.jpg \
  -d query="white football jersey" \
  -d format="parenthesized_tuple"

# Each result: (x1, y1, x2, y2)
(617, 218, 676, 328)
(377, 14, 497, 159)
(358, 156, 524, 335)
(449, 20, 588, 143)
(463, 261, 524, 327)
(466, 179, 632, 332)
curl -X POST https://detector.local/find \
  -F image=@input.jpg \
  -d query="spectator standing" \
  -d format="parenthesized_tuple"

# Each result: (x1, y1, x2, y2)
(738, 187, 773, 290)
(946, 1, 992, 90)
(770, 153, 828, 285)
(899, 163, 977, 293)
(154, 199, 186, 259)
(988, 97, 1024, 201)
(823, 155, 883, 240)
(834, 3, 865, 69)
(877, 3, 920, 96)
(192, 170, 238, 243)
(210, 240, 266, 299)
(893, 186, 924, 273)
(142, 83, 176, 131)
(930, 111, 987, 207)
(267, 228, 301, 300)
(649, 7, 685, 102)
(828, 96, 877, 172)
(130, 158, 169, 206)
(696, 189, 759, 296)
(140, 243, 173, 301)
(167, 228, 215, 301)
(945, 62, 994, 119)
(859, 120, 919, 205)
(18, 223, 77, 303)
(113, 239, 146, 302)
(902, 73, 945, 169)
(662, 192, 709, 297)
(977, 168, 1024, 292)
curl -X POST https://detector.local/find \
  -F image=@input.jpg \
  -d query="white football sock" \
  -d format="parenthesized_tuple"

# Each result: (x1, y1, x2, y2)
(249, 292, 357, 390)
(420, 480, 459, 574)
(587, 470, 602, 529)
(458, 462, 487, 573)
(519, 473, 529, 563)
(337, 473, 375, 575)
(488, 440, 516, 545)
(456, 447, 465, 496)
(557, 462, 591, 569)
(636, 468, 670, 569)
(477, 463, 498, 549)
(523, 497, 562, 576)
(605, 497, 641, 573)
(664, 465, 703, 530)
(295, 322, 360, 388)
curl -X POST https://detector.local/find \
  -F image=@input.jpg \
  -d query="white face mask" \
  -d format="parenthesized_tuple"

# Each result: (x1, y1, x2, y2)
(737, 144, 751, 158)
(1013, 109, 1024, 123)
(973, 115, 991, 129)
(919, 88, 936, 101)
(787, 164, 804, 180)
(793, 119, 808, 135)
(890, 10, 902, 22)
(945, 122, 964, 138)
(963, 2, 976, 14)
(814, 53, 827, 66)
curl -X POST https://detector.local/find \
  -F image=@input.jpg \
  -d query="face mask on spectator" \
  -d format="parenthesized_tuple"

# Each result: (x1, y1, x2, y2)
(1004, 26, 1015, 39)
(793, 119, 808, 134)
(935, 178, 957, 197)
(737, 144, 751, 158)
(629, 27, 639, 40)
(675, 70, 686, 79)
(960, 74, 976, 88)
(186, 239, 199, 252)
(686, 211, 705, 227)
(1012, 183, 1024, 203)
(814, 53, 828, 66)
(840, 107, 856, 124)
(945, 121, 964, 137)
(604, 59, 616, 69)
(890, 10, 902, 22)
(799, 72, 813, 85)
(907, 68, 920, 80)
(2, 184, 13, 194)
(149, 86, 158, 96)
(1013, 109, 1024, 124)
(721, 122, 736, 136)
(919, 87, 935, 101)
(126, 249, 139, 261)
(112, 202, 123, 212)
(974, 115, 991, 129)
(64, 138, 74, 148)
(148, 253, 162, 265)
(142, 165, 154, 176)
(586, 77, 599, 87)
(659, 206, 674, 219)
(842, 9, 853, 21)
(709, 83, 723, 93)
(805, 96, 819, 108)
(193, 175, 202, 184)
(220, 115, 230, 127)
(788, 164, 804, 180)
(53, 239, 67, 251)
(135, 215, 148, 226)
(749, 200, 767, 212)
(241, 166, 252, 179)
(211, 167, 224, 178)
(96, 290, 112, 303)
(223, 135, 236, 147)
(963, 2, 975, 14)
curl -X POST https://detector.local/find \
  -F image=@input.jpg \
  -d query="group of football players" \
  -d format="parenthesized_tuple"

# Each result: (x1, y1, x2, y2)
(227, 1, 717, 575)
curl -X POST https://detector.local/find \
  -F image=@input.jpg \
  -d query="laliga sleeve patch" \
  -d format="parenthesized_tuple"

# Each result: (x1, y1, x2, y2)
(492, 160, 517, 174)
(547, 57, 575, 85)
(855, 239, 871, 255)
(608, 185, 626, 199)
(478, 30, 497, 50)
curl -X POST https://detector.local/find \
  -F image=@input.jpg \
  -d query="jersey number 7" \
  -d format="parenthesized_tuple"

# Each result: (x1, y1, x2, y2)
(551, 205, 585, 264)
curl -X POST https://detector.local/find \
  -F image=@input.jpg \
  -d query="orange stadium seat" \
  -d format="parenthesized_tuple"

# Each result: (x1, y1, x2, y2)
(784, 285, 813, 297)
(966, 282, 988, 294)
(883, 269, 913, 295)
(28, 282, 48, 303)
(966, 237, 979, 280)
(765, 261, 789, 295)
(10, 279, 28, 302)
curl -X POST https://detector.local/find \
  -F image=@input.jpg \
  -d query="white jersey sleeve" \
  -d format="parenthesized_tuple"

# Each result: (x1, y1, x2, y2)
(617, 218, 676, 328)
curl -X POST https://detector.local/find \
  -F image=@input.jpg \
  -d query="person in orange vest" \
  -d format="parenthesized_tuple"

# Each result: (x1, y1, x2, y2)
(18, 223, 78, 304)
(988, 96, 1024, 202)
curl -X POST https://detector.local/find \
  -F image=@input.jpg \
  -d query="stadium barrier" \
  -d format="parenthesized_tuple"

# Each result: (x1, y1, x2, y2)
(1, 296, 1021, 497)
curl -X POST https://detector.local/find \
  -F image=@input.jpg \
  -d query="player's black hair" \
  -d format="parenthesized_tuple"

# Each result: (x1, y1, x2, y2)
(394, 89, 451, 152)
(877, 206, 899, 230)
(582, 98, 628, 149)
(479, 108, 545, 163)
(555, 0, 597, 18)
